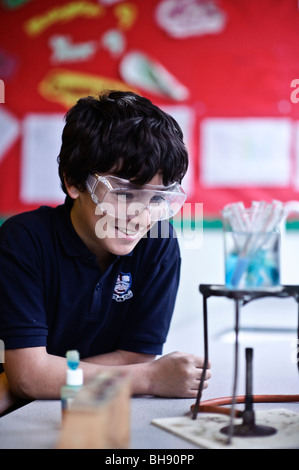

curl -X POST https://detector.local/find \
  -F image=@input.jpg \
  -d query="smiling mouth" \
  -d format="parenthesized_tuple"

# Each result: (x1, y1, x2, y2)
(116, 225, 141, 238)
(118, 227, 138, 235)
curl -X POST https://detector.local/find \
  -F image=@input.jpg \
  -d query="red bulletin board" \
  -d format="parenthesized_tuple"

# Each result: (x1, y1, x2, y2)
(1, 0, 299, 219)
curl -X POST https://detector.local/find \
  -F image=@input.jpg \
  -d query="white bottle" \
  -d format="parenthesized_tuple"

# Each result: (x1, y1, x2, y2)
(60, 350, 83, 413)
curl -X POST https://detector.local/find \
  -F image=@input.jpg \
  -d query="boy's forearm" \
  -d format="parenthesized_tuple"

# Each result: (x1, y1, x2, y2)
(4, 347, 153, 399)
(5, 348, 210, 400)
(81, 350, 155, 395)
(82, 349, 156, 367)
(83, 352, 154, 395)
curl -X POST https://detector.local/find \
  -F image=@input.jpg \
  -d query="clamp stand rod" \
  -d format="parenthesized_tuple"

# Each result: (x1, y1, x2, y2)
(220, 348, 277, 438)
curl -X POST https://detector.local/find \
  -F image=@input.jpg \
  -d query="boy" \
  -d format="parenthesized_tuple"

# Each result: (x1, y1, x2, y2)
(0, 90, 210, 399)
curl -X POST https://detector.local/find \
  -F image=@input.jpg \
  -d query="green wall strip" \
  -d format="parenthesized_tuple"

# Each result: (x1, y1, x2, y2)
(1, 216, 299, 230)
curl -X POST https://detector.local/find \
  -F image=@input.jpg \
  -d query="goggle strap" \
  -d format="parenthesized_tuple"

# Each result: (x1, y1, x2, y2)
(86, 174, 98, 194)
(95, 174, 114, 190)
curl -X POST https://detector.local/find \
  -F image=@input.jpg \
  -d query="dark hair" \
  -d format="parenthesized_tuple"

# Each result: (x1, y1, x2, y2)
(57, 90, 188, 194)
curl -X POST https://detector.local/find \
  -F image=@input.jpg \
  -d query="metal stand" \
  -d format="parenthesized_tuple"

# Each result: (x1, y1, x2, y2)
(220, 348, 277, 437)
(192, 284, 299, 444)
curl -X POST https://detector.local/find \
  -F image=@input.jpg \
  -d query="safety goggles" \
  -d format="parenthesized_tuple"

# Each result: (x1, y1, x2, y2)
(85, 174, 187, 221)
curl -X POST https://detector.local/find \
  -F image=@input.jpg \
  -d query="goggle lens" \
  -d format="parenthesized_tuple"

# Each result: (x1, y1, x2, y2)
(86, 174, 186, 221)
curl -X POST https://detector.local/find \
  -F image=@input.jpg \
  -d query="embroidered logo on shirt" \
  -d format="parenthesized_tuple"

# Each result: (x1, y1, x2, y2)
(112, 272, 133, 302)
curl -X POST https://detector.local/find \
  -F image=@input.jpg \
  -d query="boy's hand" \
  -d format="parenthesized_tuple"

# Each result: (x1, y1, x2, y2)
(147, 351, 211, 398)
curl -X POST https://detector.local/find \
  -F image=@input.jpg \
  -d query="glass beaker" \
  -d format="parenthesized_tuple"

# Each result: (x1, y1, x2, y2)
(223, 227, 281, 289)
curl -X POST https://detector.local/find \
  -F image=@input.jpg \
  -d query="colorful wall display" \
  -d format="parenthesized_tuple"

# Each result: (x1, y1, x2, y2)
(1, 0, 299, 219)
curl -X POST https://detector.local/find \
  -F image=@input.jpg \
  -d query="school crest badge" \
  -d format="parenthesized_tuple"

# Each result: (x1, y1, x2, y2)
(112, 272, 133, 302)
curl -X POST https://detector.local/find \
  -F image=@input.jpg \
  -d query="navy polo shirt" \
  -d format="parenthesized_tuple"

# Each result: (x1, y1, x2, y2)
(0, 199, 181, 363)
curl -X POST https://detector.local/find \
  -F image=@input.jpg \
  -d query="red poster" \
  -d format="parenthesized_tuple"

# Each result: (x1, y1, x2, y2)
(1, 0, 299, 219)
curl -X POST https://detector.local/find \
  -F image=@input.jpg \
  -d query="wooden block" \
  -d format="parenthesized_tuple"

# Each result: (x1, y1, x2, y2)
(0, 371, 18, 415)
(57, 371, 131, 449)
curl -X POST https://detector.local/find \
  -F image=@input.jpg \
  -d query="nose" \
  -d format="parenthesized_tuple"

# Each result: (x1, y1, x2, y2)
(128, 206, 151, 225)
(127, 204, 152, 227)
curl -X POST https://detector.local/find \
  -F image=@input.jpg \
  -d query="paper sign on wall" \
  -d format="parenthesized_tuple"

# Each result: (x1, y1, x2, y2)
(21, 114, 65, 204)
(0, 108, 19, 163)
(163, 105, 195, 196)
(201, 118, 292, 187)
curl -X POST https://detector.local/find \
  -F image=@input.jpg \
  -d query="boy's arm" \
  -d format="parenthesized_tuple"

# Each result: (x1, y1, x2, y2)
(4, 347, 150, 399)
(4, 347, 211, 399)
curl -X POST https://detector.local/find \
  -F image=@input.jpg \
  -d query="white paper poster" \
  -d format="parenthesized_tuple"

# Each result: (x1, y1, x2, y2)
(21, 114, 65, 204)
(163, 105, 195, 195)
(294, 122, 299, 191)
(200, 118, 292, 187)
(0, 107, 19, 163)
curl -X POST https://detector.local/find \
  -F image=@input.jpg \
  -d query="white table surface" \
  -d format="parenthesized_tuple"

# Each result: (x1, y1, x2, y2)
(0, 396, 199, 449)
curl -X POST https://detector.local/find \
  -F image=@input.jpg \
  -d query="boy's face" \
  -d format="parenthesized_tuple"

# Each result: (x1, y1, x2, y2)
(67, 173, 163, 260)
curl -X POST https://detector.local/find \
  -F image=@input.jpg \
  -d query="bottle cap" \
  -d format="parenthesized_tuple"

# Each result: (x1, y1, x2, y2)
(66, 350, 80, 370)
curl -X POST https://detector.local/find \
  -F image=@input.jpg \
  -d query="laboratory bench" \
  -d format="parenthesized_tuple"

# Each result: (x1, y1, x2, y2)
(0, 396, 198, 449)
(0, 395, 299, 449)
(1, 289, 299, 449)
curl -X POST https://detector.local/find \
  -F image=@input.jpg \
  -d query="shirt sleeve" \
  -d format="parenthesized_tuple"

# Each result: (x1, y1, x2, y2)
(0, 218, 48, 349)
(117, 223, 181, 355)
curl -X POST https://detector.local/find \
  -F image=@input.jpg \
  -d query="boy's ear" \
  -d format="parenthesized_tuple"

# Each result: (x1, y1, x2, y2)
(64, 176, 80, 199)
